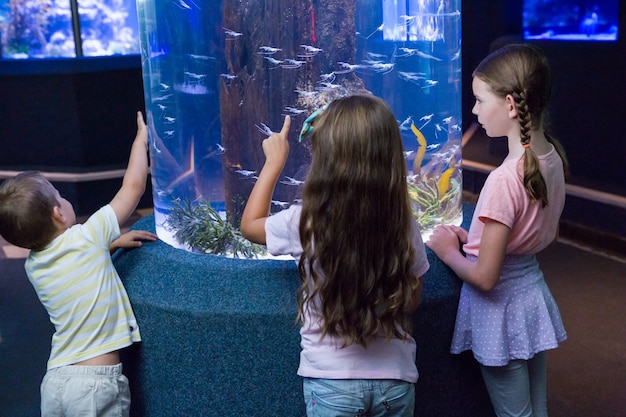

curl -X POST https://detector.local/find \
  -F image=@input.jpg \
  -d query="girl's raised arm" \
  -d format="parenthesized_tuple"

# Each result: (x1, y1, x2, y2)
(240, 116, 291, 245)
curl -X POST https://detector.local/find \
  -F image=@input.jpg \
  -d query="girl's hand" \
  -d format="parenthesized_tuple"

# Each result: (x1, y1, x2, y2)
(240, 115, 291, 245)
(447, 224, 468, 244)
(426, 225, 462, 262)
(261, 115, 290, 170)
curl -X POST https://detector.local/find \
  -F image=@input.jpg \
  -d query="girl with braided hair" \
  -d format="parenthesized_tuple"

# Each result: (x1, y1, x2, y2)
(427, 43, 569, 417)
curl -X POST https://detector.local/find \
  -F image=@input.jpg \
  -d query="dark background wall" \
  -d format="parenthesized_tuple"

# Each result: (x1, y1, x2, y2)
(0, 0, 624, 218)
(462, 0, 626, 196)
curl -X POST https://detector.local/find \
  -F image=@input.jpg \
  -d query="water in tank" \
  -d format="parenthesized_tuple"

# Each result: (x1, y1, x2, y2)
(136, 0, 462, 256)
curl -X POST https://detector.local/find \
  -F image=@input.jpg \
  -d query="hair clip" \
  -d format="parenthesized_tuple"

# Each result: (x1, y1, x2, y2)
(298, 104, 328, 142)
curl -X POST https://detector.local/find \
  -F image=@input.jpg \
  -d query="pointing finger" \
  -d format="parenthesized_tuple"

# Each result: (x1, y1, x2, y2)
(280, 115, 291, 136)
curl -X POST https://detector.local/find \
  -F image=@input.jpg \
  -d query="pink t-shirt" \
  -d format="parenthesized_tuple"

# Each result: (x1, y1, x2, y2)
(265, 205, 430, 383)
(463, 145, 565, 257)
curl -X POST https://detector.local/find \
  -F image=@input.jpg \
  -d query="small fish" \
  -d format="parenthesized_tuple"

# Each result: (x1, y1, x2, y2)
(369, 62, 394, 74)
(188, 54, 213, 60)
(271, 200, 290, 209)
(419, 113, 434, 130)
(153, 94, 173, 102)
(294, 89, 318, 98)
(255, 123, 273, 136)
(280, 176, 304, 186)
(236, 169, 256, 177)
(264, 57, 283, 67)
(319, 72, 336, 82)
(335, 61, 364, 73)
(223, 28, 243, 38)
(184, 71, 206, 80)
(258, 46, 282, 54)
(281, 59, 305, 69)
(174, 0, 191, 9)
(300, 44, 323, 54)
(283, 107, 306, 115)
(399, 116, 413, 131)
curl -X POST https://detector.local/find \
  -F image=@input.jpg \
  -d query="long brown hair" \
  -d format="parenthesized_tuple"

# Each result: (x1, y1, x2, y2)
(297, 94, 419, 348)
(473, 43, 569, 206)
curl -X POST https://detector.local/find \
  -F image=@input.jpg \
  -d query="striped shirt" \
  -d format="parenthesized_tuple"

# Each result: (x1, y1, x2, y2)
(25, 205, 141, 370)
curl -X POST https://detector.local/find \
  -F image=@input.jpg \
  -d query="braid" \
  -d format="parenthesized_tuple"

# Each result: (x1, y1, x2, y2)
(513, 90, 548, 207)
(513, 90, 532, 146)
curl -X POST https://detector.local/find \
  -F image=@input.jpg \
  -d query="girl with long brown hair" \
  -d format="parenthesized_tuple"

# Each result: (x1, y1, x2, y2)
(241, 94, 429, 417)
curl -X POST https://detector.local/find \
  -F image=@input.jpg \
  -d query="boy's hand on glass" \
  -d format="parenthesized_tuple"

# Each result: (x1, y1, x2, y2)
(136, 111, 149, 149)
(110, 230, 157, 253)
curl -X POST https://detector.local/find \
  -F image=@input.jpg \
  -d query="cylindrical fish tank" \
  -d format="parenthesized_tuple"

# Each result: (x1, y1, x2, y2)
(136, 0, 462, 257)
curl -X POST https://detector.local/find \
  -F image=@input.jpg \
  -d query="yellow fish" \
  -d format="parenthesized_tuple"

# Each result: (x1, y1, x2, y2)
(437, 156, 457, 199)
(411, 123, 427, 175)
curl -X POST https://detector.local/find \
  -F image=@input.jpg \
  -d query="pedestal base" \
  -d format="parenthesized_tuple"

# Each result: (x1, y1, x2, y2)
(113, 203, 494, 417)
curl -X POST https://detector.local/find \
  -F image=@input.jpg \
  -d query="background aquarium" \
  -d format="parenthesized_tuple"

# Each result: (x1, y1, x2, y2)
(137, 0, 463, 257)
(523, 0, 619, 41)
(0, 0, 140, 58)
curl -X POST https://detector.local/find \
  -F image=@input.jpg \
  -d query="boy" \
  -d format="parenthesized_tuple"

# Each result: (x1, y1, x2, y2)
(0, 111, 151, 417)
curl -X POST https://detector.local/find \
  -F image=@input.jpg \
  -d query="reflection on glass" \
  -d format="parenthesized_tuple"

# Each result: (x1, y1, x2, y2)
(0, 0, 139, 58)
(78, 0, 140, 56)
(523, 0, 619, 41)
(0, 0, 75, 58)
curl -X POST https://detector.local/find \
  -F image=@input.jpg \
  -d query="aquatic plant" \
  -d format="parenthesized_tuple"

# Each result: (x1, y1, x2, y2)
(165, 198, 267, 258)
(408, 174, 462, 232)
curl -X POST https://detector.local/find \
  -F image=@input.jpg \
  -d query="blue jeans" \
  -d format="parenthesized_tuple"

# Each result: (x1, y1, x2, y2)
(480, 351, 548, 417)
(303, 378, 415, 417)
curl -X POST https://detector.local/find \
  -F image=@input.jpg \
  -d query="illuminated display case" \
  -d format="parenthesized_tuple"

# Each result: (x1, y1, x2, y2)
(0, 0, 139, 58)
(136, 0, 462, 256)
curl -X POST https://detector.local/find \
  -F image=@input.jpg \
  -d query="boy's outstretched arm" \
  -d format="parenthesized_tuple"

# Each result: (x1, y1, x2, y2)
(240, 116, 291, 245)
(110, 111, 150, 226)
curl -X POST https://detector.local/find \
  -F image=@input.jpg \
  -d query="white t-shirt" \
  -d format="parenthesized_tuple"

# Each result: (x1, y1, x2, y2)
(265, 205, 430, 383)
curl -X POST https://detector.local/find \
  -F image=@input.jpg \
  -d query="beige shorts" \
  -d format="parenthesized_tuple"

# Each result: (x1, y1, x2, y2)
(41, 363, 130, 417)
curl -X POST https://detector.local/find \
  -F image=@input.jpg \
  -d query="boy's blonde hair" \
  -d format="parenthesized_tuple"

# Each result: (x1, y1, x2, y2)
(0, 171, 60, 251)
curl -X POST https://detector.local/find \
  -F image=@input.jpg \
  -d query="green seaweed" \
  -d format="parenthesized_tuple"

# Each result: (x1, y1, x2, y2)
(165, 198, 267, 258)
(408, 176, 462, 232)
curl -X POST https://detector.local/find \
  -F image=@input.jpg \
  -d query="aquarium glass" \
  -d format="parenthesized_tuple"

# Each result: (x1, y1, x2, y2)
(136, 0, 463, 256)
(0, 0, 139, 58)
(523, 0, 619, 41)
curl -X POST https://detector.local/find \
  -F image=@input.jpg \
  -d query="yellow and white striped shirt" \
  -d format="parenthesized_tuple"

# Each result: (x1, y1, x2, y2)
(26, 205, 141, 370)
